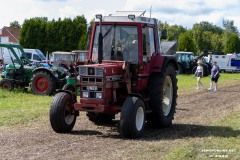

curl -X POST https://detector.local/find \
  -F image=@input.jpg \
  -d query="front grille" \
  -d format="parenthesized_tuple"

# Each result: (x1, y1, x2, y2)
(82, 77, 103, 83)
(79, 66, 104, 77)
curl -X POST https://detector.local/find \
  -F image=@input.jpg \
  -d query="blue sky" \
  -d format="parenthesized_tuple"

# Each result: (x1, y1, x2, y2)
(1, 0, 240, 30)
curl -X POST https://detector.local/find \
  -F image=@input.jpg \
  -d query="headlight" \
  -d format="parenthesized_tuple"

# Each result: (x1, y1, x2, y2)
(82, 92, 89, 98)
(96, 93, 102, 99)
(54, 73, 58, 78)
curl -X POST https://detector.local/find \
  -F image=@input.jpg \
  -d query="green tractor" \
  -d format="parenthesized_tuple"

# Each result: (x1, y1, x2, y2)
(0, 43, 70, 95)
(0, 43, 33, 91)
(175, 51, 211, 76)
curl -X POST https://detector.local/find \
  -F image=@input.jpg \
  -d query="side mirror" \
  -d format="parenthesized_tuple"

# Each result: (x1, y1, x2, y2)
(161, 29, 167, 39)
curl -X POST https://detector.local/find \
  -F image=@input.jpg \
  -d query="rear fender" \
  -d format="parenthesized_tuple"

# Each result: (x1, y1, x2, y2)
(33, 67, 57, 80)
(161, 55, 178, 73)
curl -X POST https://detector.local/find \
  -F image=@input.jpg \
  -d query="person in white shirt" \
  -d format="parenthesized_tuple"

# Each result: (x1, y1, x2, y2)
(194, 60, 204, 89)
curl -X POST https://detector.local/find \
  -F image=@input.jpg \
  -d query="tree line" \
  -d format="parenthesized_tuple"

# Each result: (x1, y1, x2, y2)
(159, 19, 240, 55)
(18, 16, 87, 54)
(10, 17, 239, 56)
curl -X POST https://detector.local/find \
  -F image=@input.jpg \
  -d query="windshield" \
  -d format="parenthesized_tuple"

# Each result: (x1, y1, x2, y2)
(92, 25, 138, 64)
(52, 53, 75, 66)
(36, 49, 46, 60)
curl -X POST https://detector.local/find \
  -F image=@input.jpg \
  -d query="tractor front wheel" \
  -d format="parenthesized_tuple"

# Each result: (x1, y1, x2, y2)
(62, 84, 76, 92)
(0, 79, 14, 91)
(120, 96, 146, 138)
(31, 71, 56, 95)
(50, 92, 77, 133)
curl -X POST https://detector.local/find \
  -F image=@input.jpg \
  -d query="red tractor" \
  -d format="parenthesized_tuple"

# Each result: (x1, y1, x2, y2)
(50, 11, 178, 138)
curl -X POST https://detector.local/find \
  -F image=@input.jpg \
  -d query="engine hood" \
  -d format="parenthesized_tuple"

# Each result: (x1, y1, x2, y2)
(79, 61, 124, 77)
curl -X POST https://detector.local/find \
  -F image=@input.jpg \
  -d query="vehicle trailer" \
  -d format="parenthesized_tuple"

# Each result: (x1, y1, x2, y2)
(50, 11, 178, 138)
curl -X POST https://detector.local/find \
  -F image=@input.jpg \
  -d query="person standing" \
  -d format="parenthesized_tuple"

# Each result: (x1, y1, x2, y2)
(208, 61, 220, 91)
(194, 60, 204, 89)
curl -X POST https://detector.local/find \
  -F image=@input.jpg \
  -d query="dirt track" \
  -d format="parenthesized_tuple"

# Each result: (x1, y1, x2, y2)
(1, 83, 240, 160)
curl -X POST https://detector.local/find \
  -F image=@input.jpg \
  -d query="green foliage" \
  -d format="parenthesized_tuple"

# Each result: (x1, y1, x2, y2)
(178, 32, 196, 53)
(225, 33, 240, 53)
(10, 20, 21, 28)
(223, 19, 239, 34)
(20, 16, 87, 54)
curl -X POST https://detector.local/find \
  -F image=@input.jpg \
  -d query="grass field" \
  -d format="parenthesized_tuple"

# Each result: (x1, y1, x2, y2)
(177, 73, 240, 93)
(1, 73, 240, 159)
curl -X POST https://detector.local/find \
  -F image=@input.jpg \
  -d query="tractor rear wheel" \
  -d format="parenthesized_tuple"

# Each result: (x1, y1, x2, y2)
(120, 96, 146, 138)
(177, 63, 183, 74)
(86, 112, 115, 124)
(0, 79, 14, 91)
(147, 64, 177, 128)
(50, 92, 76, 133)
(31, 71, 56, 95)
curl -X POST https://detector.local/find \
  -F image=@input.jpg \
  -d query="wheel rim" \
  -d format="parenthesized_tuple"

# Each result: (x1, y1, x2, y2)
(34, 76, 49, 93)
(2, 82, 10, 90)
(163, 76, 173, 116)
(136, 106, 144, 131)
(64, 102, 75, 125)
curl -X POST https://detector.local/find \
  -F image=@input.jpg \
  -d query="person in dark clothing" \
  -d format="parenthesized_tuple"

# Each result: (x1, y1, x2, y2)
(208, 61, 220, 92)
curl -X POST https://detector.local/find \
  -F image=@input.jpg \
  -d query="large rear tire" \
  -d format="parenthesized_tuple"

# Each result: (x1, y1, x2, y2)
(86, 112, 115, 124)
(50, 92, 76, 133)
(147, 64, 177, 128)
(0, 79, 14, 91)
(120, 96, 146, 138)
(31, 71, 56, 95)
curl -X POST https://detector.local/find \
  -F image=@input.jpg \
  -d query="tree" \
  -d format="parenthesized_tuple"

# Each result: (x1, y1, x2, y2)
(225, 34, 240, 53)
(10, 21, 21, 28)
(178, 32, 196, 53)
(191, 21, 224, 53)
(20, 16, 87, 54)
(19, 17, 48, 53)
(223, 19, 238, 34)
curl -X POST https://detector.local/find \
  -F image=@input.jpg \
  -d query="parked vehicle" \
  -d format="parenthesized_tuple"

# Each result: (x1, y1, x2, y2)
(176, 51, 211, 76)
(2, 48, 46, 65)
(205, 54, 240, 73)
(24, 49, 46, 62)
(230, 54, 240, 69)
(0, 43, 70, 95)
(49, 11, 178, 138)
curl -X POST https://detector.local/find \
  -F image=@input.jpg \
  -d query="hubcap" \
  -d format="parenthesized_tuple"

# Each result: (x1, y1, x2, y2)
(64, 102, 75, 125)
(35, 76, 49, 93)
(3, 83, 10, 90)
(163, 76, 173, 116)
(136, 106, 144, 131)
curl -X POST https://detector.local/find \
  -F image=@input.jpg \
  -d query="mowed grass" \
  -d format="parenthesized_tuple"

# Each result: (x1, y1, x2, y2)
(177, 73, 240, 93)
(0, 89, 52, 127)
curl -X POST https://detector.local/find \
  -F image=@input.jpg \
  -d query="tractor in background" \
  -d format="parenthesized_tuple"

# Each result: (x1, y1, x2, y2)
(50, 11, 178, 138)
(176, 51, 211, 76)
(0, 43, 70, 95)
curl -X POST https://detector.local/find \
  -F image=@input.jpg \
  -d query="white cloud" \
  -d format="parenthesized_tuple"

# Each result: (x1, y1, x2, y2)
(0, 0, 240, 31)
